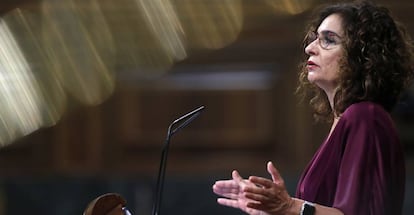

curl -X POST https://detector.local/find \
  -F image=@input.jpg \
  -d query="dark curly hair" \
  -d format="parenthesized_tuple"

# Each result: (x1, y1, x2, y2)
(297, 0, 414, 122)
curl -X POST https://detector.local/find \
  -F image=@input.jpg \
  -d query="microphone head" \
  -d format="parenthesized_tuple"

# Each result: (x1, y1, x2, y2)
(169, 106, 205, 136)
(172, 106, 205, 124)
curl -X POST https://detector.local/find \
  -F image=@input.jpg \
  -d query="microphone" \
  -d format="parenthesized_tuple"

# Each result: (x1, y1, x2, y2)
(151, 106, 205, 215)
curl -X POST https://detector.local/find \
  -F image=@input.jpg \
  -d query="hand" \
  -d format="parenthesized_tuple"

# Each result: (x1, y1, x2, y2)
(243, 161, 294, 215)
(213, 170, 266, 215)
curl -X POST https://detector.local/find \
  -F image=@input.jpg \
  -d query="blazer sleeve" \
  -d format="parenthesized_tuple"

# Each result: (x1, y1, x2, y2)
(332, 106, 405, 215)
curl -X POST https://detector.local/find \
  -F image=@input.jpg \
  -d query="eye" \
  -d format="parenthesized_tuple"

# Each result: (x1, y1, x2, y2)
(319, 31, 341, 48)
(320, 35, 337, 46)
(303, 30, 342, 49)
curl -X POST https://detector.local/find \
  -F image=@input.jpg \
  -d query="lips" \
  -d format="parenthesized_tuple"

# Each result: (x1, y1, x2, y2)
(307, 60, 319, 70)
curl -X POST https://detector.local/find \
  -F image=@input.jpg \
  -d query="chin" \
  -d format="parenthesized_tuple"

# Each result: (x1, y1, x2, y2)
(307, 74, 317, 83)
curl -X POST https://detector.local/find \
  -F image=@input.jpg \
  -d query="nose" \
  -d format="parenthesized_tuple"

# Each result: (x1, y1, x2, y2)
(305, 39, 318, 56)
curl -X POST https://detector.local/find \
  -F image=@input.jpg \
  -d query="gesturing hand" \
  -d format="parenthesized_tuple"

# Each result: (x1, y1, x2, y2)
(213, 170, 266, 215)
(212, 161, 293, 215)
(243, 161, 294, 214)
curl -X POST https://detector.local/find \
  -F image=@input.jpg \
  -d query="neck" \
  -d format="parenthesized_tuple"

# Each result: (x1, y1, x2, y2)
(327, 92, 335, 111)
(324, 88, 339, 118)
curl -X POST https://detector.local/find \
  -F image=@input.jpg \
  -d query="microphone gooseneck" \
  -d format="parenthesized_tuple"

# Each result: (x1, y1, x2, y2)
(151, 106, 205, 215)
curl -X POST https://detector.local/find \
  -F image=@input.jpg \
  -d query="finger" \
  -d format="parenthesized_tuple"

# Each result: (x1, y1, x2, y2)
(248, 176, 274, 189)
(232, 170, 251, 190)
(214, 180, 239, 189)
(217, 198, 240, 209)
(218, 192, 240, 200)
(232, 170, 243, 182)
(246, 201, 268, 211)
(213, 184, 240, 197)
(244, 191, 268, 203)
(267, 161, 284, 184)
(242, 180, 267, 194)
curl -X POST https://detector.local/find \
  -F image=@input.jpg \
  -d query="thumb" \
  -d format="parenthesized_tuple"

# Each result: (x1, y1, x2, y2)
(232, 170, 248, 190)
(232, 170, 243, 182)
(267, 161, 283, 183)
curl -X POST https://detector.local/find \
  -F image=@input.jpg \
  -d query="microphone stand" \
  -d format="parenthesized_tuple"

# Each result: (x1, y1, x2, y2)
(151, 106, 205, 215)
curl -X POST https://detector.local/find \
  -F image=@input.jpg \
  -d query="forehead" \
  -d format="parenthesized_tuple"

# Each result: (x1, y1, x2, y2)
(317, 14, 344, 36)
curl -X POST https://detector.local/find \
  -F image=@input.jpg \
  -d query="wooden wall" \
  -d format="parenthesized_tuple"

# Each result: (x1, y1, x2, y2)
(0, 66, 331, 178)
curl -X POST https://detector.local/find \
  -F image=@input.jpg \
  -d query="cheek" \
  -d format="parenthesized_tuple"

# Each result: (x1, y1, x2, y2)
(325, 53, 343, 75)
(326, 60, 339, 73)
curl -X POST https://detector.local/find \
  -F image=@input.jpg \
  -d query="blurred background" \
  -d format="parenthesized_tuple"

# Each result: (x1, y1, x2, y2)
(0, 0, 412, 214)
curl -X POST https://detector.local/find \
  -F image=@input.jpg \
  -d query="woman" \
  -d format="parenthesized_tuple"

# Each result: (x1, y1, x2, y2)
(212, 1, 414, 215)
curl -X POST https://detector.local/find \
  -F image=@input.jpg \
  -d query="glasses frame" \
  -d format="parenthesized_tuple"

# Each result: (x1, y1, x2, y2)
(304, 30, 343, 50)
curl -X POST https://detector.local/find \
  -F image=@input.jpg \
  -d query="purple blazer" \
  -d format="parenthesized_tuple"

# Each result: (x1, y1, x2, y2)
(296, 101, 405, 215)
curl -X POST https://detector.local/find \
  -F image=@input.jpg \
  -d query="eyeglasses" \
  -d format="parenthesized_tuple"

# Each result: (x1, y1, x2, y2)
(304, 30, 342, 50)
(122, 207, 132, 215)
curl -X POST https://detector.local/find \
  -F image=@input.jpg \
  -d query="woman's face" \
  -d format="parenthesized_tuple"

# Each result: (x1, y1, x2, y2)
(305, 14, 344, 94)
